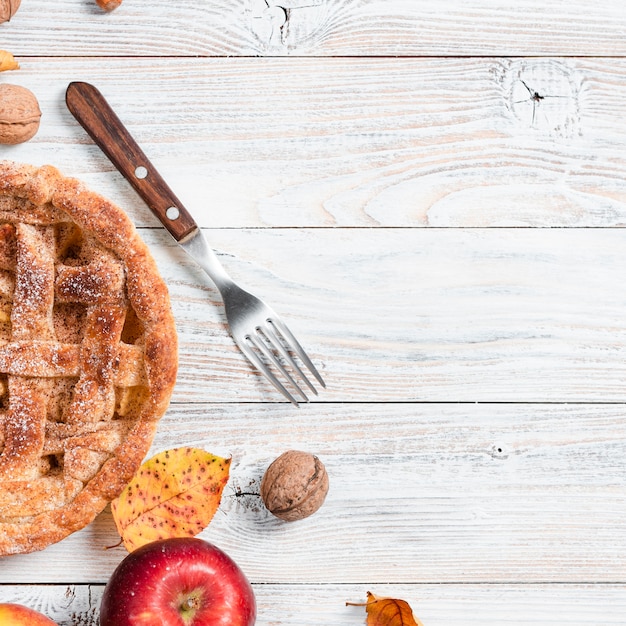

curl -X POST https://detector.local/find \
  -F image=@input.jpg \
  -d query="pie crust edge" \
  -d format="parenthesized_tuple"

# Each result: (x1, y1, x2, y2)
(0, 161, 178, 556)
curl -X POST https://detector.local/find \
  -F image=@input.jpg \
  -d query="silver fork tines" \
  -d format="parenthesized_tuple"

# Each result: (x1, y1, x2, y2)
(244, 319, 321, 404)
(233, 309, 325, 406)
(242, 328, 307, 405)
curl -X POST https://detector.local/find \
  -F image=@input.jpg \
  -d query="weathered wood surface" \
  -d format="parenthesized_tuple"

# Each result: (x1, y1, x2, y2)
(2, 0, 626, 624)
(154, 226, 626, 403)
(0, 403, 624, 585)
(3, 0, 626, 57)
(6, 57, 626, 228)
(3, 583, 626, 626)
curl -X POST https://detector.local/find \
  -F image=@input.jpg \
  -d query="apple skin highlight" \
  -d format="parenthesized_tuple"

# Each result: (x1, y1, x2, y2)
(100, 537, 256, 626)
(0, 603, 58, 625)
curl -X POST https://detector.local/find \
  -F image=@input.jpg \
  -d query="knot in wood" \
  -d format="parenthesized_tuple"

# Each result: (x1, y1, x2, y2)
(504, 60, 580, 137)
(247, 0, 329, 52)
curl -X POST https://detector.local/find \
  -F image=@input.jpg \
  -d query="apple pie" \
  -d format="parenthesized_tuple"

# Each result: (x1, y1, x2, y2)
(0, 161, 177, 555)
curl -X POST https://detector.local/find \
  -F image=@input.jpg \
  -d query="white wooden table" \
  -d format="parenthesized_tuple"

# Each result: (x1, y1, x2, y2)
(2, 1, 626, 624)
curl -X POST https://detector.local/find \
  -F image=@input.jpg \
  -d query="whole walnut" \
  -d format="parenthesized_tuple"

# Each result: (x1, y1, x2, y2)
(0, 0, 21, 23)
(0, 84, 41, 144)
(260, 450, 329, 522)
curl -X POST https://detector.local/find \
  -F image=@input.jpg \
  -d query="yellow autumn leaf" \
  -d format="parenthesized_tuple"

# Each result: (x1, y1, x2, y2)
(347, 592, 425, 626)
(0, 50, 19, 72)
(111, 447, 231, 552)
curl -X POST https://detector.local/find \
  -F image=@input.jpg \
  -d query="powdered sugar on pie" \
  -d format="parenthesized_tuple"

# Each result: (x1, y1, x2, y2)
(0, 161, 177, 555)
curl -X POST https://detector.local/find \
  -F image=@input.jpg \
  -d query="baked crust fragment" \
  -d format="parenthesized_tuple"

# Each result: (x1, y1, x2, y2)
(0, 161, 178, 555)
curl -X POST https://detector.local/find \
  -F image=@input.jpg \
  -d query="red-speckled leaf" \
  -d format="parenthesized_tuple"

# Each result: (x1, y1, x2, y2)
(111, 447, 231, 552)
(347, 592, 424, 626)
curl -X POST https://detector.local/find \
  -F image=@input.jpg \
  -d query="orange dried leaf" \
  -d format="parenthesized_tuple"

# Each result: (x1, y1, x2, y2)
(347, 592, 425, 626)
(0, 50, 19, 72)
(95, 0, 122, 11)
(111, 447, 231, 552)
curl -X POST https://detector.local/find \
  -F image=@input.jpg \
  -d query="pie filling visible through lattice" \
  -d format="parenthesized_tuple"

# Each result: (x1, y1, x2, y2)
(0, 161, 177, 556)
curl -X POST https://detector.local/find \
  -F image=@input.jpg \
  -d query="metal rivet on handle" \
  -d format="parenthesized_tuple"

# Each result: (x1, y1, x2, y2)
(166, 206, 180, 220)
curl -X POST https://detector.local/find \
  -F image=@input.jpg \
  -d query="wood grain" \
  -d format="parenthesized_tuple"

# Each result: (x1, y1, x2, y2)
(3, 0, 626, 57)
(137, 227, 626, 403)
(2, 583, 626, 626)
(3, 0, 626, 623)
(0, 403, 624, 585)
(6, 57, 626, 228)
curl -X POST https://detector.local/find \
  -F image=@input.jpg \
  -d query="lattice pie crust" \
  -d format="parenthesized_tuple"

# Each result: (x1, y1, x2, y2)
(0, 162, 177, 555)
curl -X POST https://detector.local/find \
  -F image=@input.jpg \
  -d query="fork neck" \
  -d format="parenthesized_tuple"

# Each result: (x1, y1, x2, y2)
(182, 228, 235, 294)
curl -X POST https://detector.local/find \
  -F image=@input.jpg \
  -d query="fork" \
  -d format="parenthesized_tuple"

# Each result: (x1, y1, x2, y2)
(65, 81, 325, 405)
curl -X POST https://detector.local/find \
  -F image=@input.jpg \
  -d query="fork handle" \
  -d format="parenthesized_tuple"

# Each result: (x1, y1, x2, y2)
(65, 81, 198, 242)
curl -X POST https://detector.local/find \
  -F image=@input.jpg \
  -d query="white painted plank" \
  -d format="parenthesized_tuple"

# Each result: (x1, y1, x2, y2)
(2, 583, 626, 626)
(3, 57, 626, 228)
(140, 227, 626, 403)
(3, 0, 626, 57)
(1, 0, 623, 619)
(0, 403, 624, 584)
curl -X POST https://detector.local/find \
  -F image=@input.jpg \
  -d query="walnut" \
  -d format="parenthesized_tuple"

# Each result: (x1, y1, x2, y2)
(0, 84, 41, 144)
(260, 450, 329, 521)
(0, 0, 21, 23)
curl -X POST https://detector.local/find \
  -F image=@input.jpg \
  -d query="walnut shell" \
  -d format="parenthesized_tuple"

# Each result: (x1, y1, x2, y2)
(0, 84, 41, 144)
(260, 450, 329, 521)
(0, 0, 21, 23)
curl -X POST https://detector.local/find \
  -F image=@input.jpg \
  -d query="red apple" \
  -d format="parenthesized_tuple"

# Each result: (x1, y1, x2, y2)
(100, 537, 256, 626)
(0, 603, 58, 625)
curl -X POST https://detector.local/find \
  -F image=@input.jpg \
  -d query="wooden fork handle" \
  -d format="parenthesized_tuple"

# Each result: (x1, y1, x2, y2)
(65, 81, 198, 242)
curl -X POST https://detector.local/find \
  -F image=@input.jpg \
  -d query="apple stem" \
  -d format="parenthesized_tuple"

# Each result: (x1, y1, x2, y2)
(103, 538, 124, 550)
(181, 596, 201, 612)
